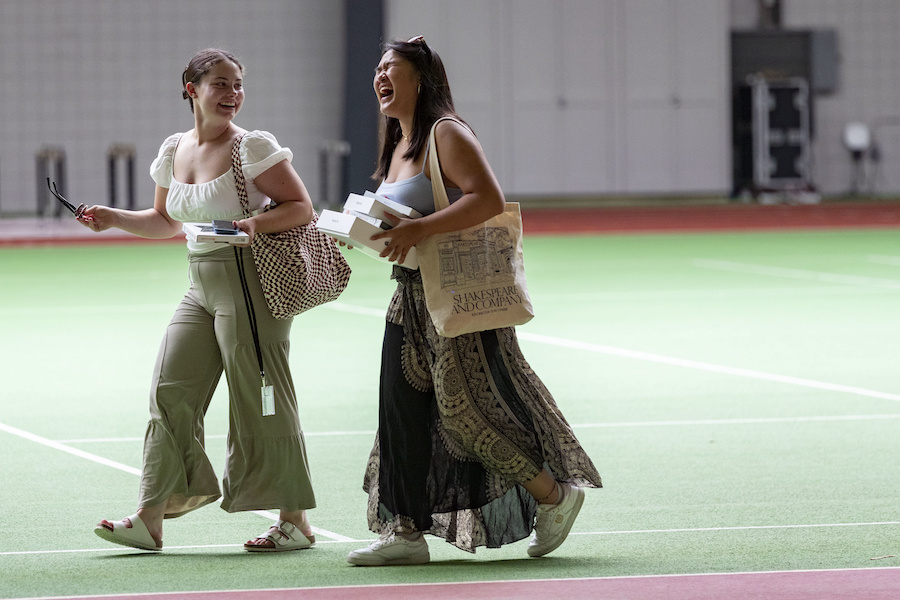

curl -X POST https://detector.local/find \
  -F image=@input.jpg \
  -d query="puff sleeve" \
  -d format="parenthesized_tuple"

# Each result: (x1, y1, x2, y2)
(239, 130, 293, 182)
(149, 133, 182, 188)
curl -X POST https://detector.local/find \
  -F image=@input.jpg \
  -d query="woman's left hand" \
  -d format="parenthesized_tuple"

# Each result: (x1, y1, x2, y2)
(233, 218, 256, 245)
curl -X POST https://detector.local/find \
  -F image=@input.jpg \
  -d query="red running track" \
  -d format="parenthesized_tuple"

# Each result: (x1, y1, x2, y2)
(4, 201, 900, 248)
(26, 568, 900, 600)
(520, 202, 900, 234)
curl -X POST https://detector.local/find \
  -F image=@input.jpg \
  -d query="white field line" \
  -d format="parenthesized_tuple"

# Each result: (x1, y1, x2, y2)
(55, 413, 900, 444)
(7, 570, 899, 599)
(325, 302, 385, 317)
(0, 541, 355, 556)
(0, 304, 175, 318)
(693, 258, 900, 290)
(516, 331, 900, 403)
(574, 413, 900, 428)
(336, 281, 900, 405)
(2, 521, 897, 556)
(10, 412, 891, 548)
(0, 422, 140, 476)
(46, 297, 894, 406)
(57, 431, 379, 443)
(5, 295, 899, 549)
(867, 254, 900, 266)
(250, 509, 355, 543)
(570, 521, 900, 536)
(536, 286, 889, 302)
(0, 421, 349, 543)
(12, 291, 898, 406)
(1, 283, 891, 320)
(0, 301, 383, 320)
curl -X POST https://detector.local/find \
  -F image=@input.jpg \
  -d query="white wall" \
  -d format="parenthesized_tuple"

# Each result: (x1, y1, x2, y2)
(384, 0, 730, 198)
(387, 0, 900, 199)
(2, 0, 899, 215)
(0, 0, 345, 215)
(784, 0, 900, 196)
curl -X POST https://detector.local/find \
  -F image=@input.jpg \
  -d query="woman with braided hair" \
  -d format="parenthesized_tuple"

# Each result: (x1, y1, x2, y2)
(83, 48, 319, 553)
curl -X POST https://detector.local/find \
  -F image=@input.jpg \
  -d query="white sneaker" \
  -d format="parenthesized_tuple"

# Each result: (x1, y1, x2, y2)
(347, 532, 430, 566)
(527, 482, 585, 557)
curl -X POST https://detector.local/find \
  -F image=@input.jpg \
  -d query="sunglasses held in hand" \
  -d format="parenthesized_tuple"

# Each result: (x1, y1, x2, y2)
(47, 178, 91, 221)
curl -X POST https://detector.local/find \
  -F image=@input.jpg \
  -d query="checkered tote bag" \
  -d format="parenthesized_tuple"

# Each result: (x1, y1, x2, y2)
(231, 135, 351, 319)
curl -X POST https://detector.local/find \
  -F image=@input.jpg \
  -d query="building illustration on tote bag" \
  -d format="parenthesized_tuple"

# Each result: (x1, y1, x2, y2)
(437, 226, 516, 290)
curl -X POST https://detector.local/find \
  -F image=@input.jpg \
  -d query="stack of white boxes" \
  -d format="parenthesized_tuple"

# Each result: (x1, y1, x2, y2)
(317, 192, 422, 269)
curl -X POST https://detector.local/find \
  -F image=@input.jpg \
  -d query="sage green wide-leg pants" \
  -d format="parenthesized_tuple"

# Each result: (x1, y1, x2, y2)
(138, 246, 315, 517)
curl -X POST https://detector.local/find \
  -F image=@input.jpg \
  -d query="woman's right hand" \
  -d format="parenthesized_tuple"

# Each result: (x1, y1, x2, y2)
(73, 187, 181, 240)
(372, 214, 427, 265)
(78, 205, 116, 232)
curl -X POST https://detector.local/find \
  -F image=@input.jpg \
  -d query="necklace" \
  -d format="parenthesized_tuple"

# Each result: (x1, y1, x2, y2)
(401, 130, 411, 143)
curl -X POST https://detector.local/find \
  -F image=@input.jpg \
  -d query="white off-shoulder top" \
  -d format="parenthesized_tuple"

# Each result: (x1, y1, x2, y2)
(150, 130, 292, 254)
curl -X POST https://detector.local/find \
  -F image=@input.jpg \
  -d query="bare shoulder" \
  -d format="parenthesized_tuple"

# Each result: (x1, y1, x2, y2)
(434, 117, 475, 141)
(433, 118, 481, 158)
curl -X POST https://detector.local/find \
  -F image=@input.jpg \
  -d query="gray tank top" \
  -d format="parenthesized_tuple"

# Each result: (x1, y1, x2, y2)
(375, 139, 464, 216)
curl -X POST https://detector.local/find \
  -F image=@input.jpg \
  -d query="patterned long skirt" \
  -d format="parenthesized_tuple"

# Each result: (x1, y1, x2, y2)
(362, 267, 602, 553)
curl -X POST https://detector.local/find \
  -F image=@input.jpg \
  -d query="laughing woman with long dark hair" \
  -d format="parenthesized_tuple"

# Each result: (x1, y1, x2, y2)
(347, 37, 602, 566)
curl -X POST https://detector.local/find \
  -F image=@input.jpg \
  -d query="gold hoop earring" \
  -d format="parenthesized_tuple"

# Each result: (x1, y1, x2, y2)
(417, 83, 421, 95)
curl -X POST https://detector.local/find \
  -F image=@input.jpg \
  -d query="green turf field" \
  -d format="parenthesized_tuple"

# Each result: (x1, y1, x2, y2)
(1, 229, 898, 598)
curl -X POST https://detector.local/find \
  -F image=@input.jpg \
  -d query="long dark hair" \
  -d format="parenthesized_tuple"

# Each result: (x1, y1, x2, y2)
(373, 38, 466, 180)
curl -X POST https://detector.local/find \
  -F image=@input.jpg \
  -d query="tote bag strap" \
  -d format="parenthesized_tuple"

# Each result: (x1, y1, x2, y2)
(426, 116, 474, 213)
(230, 134, 252, 219)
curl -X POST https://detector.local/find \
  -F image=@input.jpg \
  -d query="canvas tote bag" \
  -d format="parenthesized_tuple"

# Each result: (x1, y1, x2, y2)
(417, 117, 534, 337)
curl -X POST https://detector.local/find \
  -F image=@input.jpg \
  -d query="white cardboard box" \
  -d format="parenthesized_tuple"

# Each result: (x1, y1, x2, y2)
(344, 193, 423, 223)
(183, 222, 250, 245)
(345, 210, 387, 229)
(316, 210, 418, 269)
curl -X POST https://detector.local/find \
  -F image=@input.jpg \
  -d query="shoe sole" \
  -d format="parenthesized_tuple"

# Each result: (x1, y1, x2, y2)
(244, 543, 314, 552)
(94, 526, 162, 552)
(527, 486, 585, 558)
(347, 552, 430, 566)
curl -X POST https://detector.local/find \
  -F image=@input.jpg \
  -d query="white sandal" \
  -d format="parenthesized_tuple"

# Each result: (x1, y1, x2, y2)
(94, 514, 162, 552)
(244, 519, 315, 552)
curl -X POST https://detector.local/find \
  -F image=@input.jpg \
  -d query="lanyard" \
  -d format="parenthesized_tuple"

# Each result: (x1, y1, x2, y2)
(234, 246, 275, 415)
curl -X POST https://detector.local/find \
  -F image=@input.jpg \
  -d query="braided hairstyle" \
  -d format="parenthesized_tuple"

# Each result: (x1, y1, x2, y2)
(181, 48, 244, 113)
